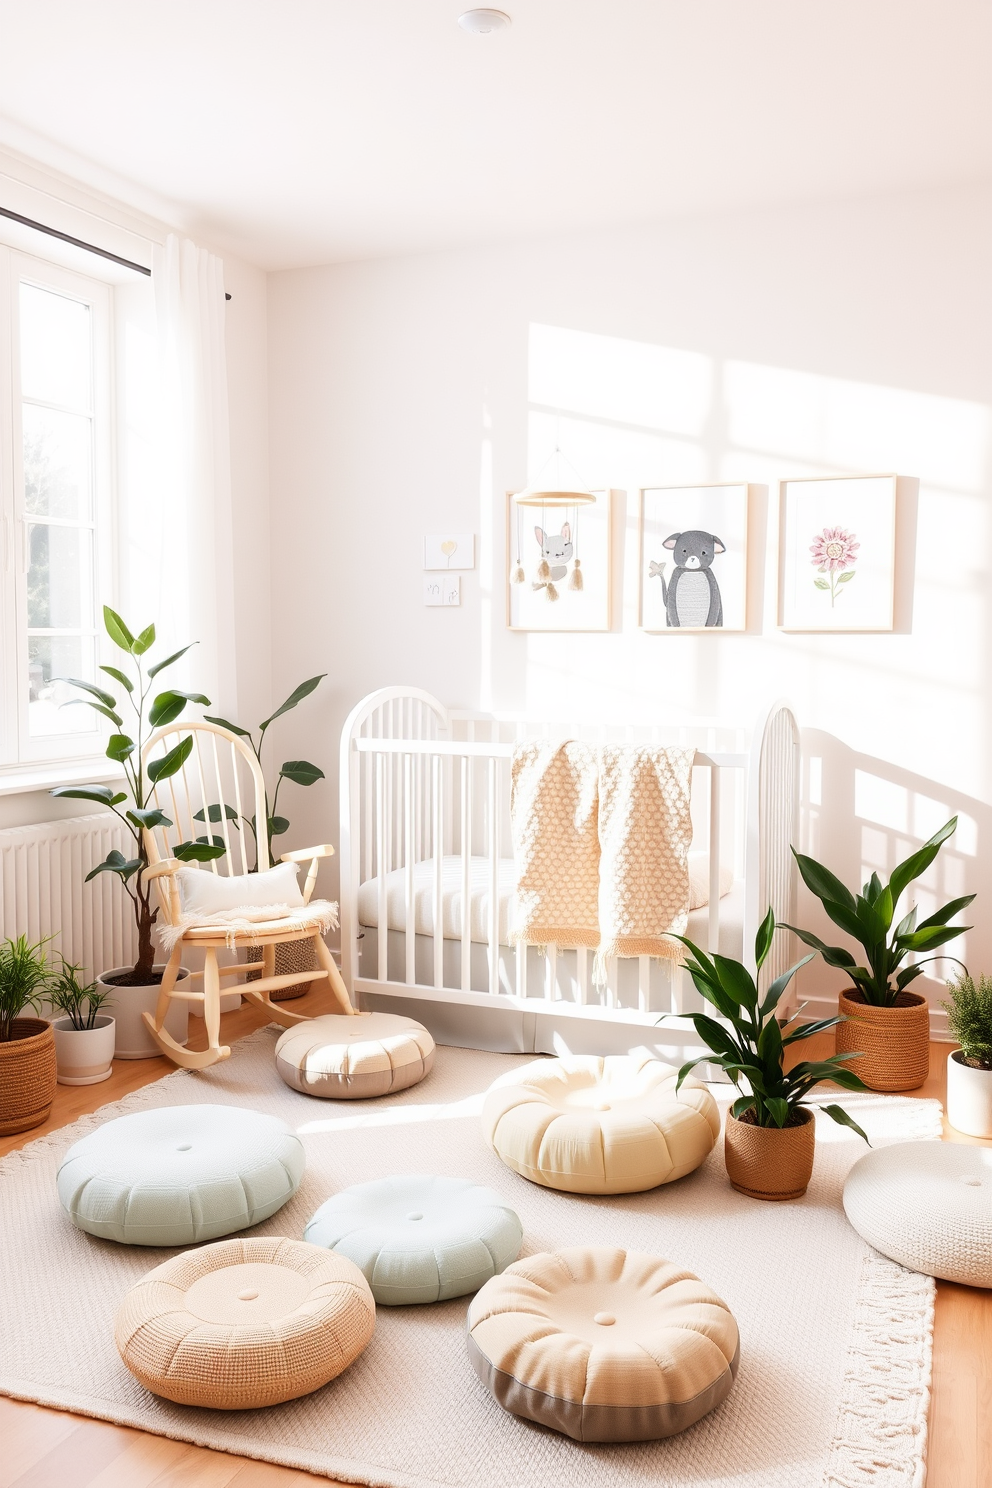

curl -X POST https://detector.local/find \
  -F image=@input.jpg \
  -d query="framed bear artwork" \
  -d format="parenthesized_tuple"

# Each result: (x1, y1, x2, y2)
(638, 483, 749, 632)
(507, 488, 613, 631)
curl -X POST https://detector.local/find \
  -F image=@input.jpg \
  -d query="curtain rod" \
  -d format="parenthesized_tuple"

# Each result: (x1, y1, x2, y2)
(0, 206, 233, 299)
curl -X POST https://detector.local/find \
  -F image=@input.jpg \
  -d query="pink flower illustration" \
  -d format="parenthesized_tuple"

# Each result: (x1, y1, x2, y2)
(810, 526, 859, 607)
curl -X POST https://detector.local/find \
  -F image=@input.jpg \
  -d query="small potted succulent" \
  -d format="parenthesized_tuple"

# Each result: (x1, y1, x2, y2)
(941, 973, 992, 1138)
(785, 818, 972, 1092)
(673, 910, 869, 1201)
(49, 961, 116, 1086)
(0, 935, 57, 1135)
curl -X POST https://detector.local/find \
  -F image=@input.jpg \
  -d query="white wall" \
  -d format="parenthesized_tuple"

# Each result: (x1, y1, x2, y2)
(267, 184, 992, 1005)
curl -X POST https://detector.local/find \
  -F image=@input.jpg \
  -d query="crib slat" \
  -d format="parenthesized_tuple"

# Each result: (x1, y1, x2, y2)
(548, 944, 558, 1002)
(708, 765, 721, 954)
(638, 955, 650, 1013)
(488, 757, 499, 997)
(433, 753, 444, 990)
(516, 940, 525, 999)
(577, 946, 588, 1005)
(404, 753, 415, 987)
(376, 754, 387, 982)
(461, 756, 472, 993)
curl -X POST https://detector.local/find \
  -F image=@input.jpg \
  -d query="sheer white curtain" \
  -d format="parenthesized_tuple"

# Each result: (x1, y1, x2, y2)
(150, 234, 237, 716)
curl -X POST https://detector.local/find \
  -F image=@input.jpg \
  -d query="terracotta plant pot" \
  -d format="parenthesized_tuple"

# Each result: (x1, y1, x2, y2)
(53, 1015, 116, 1086)
(0, 1017, 57, 1136)
(724, 1107, 816, 1201)
(97, 966, 190, 1060)
(835, 988, 930, 1092)
(945, 1049, 992, 1138)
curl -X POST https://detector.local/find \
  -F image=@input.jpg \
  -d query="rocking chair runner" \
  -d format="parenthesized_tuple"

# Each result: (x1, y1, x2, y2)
(139, 720, 356, 1070)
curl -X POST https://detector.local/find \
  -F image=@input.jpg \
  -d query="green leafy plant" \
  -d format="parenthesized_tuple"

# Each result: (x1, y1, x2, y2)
(48, 960, 113, 1031)
(50, 607, 219, 986)
(0, 935, 52, 1042)
(671, 909, 870, 1141)
(203, 675, 326, 869)
(941, 973, 992, 1070)
(785, 818, 973, 1009)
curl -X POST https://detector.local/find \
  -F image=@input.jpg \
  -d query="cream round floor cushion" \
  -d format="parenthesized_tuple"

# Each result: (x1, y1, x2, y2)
(115, 1236, 375, 1408)
(481, 1053, 721, 1194)
(275, 1012, 435, 1099)
(843, 1141, 992, 1287)
(467, 1247, 739, 1442)
(304, 1174, 523, 1304)
(57, 1104, 304, 1246)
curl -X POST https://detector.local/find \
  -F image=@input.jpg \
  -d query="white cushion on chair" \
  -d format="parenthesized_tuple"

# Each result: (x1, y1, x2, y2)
(177, 861, 304, 916)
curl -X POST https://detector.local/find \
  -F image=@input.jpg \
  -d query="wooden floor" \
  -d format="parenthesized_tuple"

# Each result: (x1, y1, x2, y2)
(1, 995, 990, 1487)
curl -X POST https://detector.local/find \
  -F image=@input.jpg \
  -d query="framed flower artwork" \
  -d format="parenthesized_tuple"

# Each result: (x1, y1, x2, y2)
(778, 474, 897, 632)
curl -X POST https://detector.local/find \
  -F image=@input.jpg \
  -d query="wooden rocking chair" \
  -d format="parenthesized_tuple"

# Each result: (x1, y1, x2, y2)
(139, 720, 356, 1070)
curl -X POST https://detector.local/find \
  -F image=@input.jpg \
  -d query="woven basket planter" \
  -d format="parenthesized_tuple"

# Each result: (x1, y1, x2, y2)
(835, 989, 930, 1092)
(242, 938, 317, 1001)
(0, 1018, 57, 1136)
(724, 1107, 815, 1201)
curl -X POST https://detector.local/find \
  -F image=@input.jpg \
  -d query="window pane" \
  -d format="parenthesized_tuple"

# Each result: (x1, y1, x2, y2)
(19, 283, 92, 410)
(27, 523, 93, 629)
(23, 404, 93, 520)
(28, 636, 96, 737)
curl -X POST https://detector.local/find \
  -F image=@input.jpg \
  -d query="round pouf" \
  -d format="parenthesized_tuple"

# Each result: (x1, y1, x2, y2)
(468, 1247, 739, 1442)
(275, 1012, 435, 1099)
(57, 1104, 304, 1246)
(843, 1141, 992, 1287)
(115, 1236, 375, 1408)
(481, 1053, 720, 1194)
(305, 1174, 523, 1305)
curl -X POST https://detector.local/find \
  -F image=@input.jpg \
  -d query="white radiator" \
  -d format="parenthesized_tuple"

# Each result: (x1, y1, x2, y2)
(0, 813, 137, 981)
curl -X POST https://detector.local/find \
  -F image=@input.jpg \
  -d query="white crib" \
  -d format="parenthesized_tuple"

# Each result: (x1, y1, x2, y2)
(339, 687, 800, 1059)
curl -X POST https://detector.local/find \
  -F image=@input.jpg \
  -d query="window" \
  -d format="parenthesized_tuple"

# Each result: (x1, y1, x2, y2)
(0, 250, 113, 768)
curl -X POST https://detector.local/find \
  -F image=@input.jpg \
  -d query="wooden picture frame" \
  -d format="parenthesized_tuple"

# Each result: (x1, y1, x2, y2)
(506, 488, 613, 632)
(778, 474, 896, 632)
(638, 483, 748, 632)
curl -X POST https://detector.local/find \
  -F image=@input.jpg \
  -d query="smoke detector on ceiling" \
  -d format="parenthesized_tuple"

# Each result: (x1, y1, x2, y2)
(458, 9, 511, 34)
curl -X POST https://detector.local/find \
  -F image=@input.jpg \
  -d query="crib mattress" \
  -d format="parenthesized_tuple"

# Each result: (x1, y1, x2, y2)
(356, 853, 734, 947)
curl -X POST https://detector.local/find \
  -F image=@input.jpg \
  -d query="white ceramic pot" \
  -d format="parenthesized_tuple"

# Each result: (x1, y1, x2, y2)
(52, 1015, 116, 1085)
(97, 966, 190, 1060)
(946, 1049, 992, 1138)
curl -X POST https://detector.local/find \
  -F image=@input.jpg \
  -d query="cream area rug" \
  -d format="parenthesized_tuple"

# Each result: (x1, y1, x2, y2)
(0, 1028, 939, 1488)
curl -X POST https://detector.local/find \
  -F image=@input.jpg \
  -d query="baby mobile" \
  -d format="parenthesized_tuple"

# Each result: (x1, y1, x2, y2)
(510, 446, 595, 602)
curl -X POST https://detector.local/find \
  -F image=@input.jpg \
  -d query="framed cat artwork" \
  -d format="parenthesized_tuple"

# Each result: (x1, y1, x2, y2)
(506, 488, 613, 632)
(638, 483, 749, 632)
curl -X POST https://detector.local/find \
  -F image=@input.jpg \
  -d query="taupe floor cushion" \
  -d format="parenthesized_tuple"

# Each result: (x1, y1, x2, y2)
(467, 1246, 740, 1442)
(481, 1053, 720, 1194)
(115, 1236, 375, 1409)
(57, 1104, 305, 1246)
(275, 1012, 435, 1098)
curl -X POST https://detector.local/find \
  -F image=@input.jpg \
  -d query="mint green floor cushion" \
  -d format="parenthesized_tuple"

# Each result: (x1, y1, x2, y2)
(304, 1175, 523, 1305)
(57, 1104, 305, 1246)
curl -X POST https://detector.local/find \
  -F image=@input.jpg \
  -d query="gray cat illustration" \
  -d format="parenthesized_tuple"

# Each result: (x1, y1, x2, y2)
(651, 529, 725, 627)
(534, 522, 573, 582)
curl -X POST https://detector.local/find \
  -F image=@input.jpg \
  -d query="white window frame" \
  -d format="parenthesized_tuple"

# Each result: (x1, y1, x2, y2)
(0, 246, 116, 773)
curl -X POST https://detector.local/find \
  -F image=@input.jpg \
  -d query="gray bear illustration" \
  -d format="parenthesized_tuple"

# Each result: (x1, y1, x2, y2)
(654, 529, 725, 627)
(534, 522, 573, 581)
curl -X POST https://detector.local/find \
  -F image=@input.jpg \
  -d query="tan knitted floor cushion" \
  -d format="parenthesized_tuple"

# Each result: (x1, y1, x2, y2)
(467, 1247, 740, 1442)
(481, 1053, 720, 1194)
(115, 1236, 375, 1409)
(275, 1012, 435, 1099)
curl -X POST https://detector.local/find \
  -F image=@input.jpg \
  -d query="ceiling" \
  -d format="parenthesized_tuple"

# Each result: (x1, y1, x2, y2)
(0, 0, 990, 271)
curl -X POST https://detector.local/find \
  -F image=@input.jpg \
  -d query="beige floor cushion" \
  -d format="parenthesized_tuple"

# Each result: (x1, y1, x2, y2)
(115, 1236, 375, 1409)
(481, 1053, 720, 1194)
(275, 1012, 435, 1099)
(468, 1247, 739, 1442)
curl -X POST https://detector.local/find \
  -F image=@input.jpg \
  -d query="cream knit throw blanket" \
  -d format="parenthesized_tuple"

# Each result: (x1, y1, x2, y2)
(510, 743, 695, 968)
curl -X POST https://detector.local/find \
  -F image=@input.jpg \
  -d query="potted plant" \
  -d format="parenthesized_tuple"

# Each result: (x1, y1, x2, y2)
(0, 935, 57, 1135)
(50, 607, 221, 1058)
(785, 818, 973, 1092)
(673, 910, 869, 1201)
(49, 961, 116, 1086)
(941, 973, 992, 1137)
(205, 675, 327, 1001)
